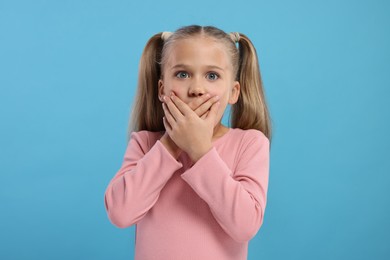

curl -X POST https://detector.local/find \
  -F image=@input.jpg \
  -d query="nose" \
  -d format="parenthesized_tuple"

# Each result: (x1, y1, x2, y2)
(188, 78, 206, 97)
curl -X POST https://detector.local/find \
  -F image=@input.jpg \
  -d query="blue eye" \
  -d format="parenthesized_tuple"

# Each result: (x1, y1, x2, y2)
(206, 72, 219, 81)
(176, 71, 189, 79)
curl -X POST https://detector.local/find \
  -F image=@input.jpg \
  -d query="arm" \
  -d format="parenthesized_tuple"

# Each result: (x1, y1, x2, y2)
(104, 132, 183, 228)
(180, 130, 270, 242)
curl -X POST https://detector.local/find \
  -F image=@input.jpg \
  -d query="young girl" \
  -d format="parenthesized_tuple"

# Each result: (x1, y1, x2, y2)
(104, 25, 272, 260)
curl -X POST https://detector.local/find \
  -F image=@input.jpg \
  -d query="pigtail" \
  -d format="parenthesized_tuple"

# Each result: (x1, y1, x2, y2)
(127, 33, 165, 141)
(232, 33, 272, 142)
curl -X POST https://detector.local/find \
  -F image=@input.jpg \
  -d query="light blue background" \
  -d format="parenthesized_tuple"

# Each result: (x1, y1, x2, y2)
(1, 0, 389, 259)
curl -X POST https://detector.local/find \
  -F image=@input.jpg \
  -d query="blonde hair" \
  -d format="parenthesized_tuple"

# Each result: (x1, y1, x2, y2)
(128, 25, 272, 142)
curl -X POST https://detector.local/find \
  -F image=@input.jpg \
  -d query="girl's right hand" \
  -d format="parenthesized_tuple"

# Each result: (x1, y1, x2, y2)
(160, 94, 219, 159)
(187, 94, 221, 119)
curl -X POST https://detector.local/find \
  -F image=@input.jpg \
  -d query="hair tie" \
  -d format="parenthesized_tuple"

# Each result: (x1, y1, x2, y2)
(161, 31, 173, 41)
(229, 32, 240, 43)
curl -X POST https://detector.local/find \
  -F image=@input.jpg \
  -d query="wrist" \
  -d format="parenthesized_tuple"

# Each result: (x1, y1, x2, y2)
(188, 144, 213, 163)
(160, 133, 182, 159)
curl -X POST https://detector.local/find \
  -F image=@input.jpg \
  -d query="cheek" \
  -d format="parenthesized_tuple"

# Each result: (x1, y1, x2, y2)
(206, 85, 224, 97)
(161, 79, 176, 93)
(169, 84, 185, 95)
(209, 87, 230, 102)
(162, 81, 187, 98)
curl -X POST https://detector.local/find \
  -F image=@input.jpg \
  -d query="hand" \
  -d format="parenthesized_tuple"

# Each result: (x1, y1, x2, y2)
(187, 94, 221, 119)
(162, 93, 220, 162)
(160, 94, 220, 159)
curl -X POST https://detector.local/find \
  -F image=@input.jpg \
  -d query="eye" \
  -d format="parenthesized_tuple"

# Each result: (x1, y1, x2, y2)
(175, 71, 190, 79)
(206, 72, 219, 81)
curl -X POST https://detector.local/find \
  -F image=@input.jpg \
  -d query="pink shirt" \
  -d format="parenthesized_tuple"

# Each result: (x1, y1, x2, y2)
(104, 128, 270, 260)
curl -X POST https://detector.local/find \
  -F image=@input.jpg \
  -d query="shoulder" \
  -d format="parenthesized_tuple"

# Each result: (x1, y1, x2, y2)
(217, 128, 269, 160)
(229, 128, 269, 148)
(228, 129, 270, 167)
(215, 128, 269, 170)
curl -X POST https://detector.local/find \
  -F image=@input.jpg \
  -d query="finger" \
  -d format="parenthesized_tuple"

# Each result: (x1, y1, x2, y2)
(200, 110, 209, 120)
(194, 95, 220, 117)
(187, 93, 211, 111)
(162, 103, 177, 127)
(163, 116, 172, 132)
(164, 96, 184, 121)
(162, 117, 174, 139)
(170, 93, 194, 117)
(206, 101, 220, 122)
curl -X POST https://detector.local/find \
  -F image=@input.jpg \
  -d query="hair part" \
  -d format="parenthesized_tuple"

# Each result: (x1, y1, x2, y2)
(128, 25, 272, 143)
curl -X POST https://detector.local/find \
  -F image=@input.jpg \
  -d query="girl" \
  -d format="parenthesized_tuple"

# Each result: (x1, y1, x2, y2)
(104, 25, 272, 260)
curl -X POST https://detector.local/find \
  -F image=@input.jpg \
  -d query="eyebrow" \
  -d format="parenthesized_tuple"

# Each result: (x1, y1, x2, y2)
(170, 64, 225, 71)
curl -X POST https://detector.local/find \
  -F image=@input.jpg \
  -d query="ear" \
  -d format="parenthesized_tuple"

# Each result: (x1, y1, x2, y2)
(158, 79, 164, 102)
(228, 81, 240, 104)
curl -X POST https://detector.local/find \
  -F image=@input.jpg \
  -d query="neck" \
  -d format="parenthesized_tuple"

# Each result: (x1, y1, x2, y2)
(212, 123, 229, 142)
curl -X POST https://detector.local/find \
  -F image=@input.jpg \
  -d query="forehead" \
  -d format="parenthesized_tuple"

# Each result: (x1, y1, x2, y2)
(164, 36, 232, 70)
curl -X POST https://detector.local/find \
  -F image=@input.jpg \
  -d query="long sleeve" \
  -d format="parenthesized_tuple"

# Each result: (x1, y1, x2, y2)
(180, 130, 270, 242)
(104, 131, 183, 228)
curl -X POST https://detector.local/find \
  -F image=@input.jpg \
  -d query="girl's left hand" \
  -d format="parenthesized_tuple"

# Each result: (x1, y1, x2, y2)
(162, 93, 220, 162)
